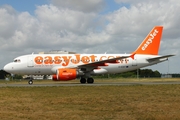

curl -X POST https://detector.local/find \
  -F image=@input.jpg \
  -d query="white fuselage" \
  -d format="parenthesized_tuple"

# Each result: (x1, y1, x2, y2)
(3, 54, 166, 75)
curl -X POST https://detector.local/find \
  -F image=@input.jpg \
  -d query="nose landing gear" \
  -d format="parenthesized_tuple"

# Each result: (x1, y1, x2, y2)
(28, 76, 33, 85)
(28, 80, 33, 85)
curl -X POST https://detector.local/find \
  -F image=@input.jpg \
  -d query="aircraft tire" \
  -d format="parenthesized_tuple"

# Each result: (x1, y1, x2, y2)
(87, 77, 94, 84)
(28, 80, 33, 85)
(80, 78, 86, 84)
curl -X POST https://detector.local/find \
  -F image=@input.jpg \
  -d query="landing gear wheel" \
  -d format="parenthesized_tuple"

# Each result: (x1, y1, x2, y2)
(80, 78, 86, 84)
(87, 77, 94, 84)
(28, 80, 33, 85)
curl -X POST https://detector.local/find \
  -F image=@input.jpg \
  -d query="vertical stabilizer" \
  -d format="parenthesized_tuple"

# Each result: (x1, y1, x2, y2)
(133, 26, 163, 55)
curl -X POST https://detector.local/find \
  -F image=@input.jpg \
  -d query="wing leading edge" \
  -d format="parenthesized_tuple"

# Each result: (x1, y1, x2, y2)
(77, 53, 135, 68)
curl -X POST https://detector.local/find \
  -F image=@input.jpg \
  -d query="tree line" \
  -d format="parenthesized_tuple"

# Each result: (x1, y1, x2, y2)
(0, 70, 10, 79)
(94, 69, 161, 78)
(0, 70, 22, 80)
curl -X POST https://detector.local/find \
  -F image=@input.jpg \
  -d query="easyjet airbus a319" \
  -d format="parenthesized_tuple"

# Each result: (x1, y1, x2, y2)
(3, 26, 174, 84)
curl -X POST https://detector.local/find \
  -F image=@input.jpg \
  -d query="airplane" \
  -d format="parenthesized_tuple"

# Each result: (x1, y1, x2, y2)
(3, 26, 174, 85)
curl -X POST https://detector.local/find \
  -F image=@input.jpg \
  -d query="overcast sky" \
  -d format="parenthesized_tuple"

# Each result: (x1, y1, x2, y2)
(0, 0, 179, 74)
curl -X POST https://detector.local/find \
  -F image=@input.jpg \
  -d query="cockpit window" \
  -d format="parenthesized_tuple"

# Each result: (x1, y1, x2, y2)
(14, 59, 21, 62)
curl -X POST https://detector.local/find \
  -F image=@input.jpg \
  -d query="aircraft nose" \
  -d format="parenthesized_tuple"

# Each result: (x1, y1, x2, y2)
(3, 63, 14, 73)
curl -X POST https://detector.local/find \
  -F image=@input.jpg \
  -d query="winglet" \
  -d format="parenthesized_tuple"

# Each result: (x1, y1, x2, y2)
(132, 26, 163, 55)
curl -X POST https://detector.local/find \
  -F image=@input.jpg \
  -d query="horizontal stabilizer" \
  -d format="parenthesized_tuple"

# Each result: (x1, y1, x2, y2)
(147, 55, 175, 62)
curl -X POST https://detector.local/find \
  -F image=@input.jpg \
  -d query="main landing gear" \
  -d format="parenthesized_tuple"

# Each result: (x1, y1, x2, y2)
(80, 77, 94, 84)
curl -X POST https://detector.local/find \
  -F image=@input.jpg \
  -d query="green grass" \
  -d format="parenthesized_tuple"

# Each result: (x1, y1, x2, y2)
(0, 84, 180, 119)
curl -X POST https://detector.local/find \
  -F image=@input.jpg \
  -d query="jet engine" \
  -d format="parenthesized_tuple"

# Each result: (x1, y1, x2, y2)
(52, 68, 82, 81)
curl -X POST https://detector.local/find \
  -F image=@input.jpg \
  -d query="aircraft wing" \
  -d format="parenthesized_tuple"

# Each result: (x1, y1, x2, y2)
(77, 54, 135, 69)
(51, 54, 135, 73)
(146, 55, 175, 62)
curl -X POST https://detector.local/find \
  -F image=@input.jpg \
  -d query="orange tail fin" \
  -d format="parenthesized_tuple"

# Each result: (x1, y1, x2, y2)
(132, 26, 163, 55)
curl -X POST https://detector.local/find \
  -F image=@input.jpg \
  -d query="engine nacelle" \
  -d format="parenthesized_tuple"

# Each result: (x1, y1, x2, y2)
(52, 68, 78, 81)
